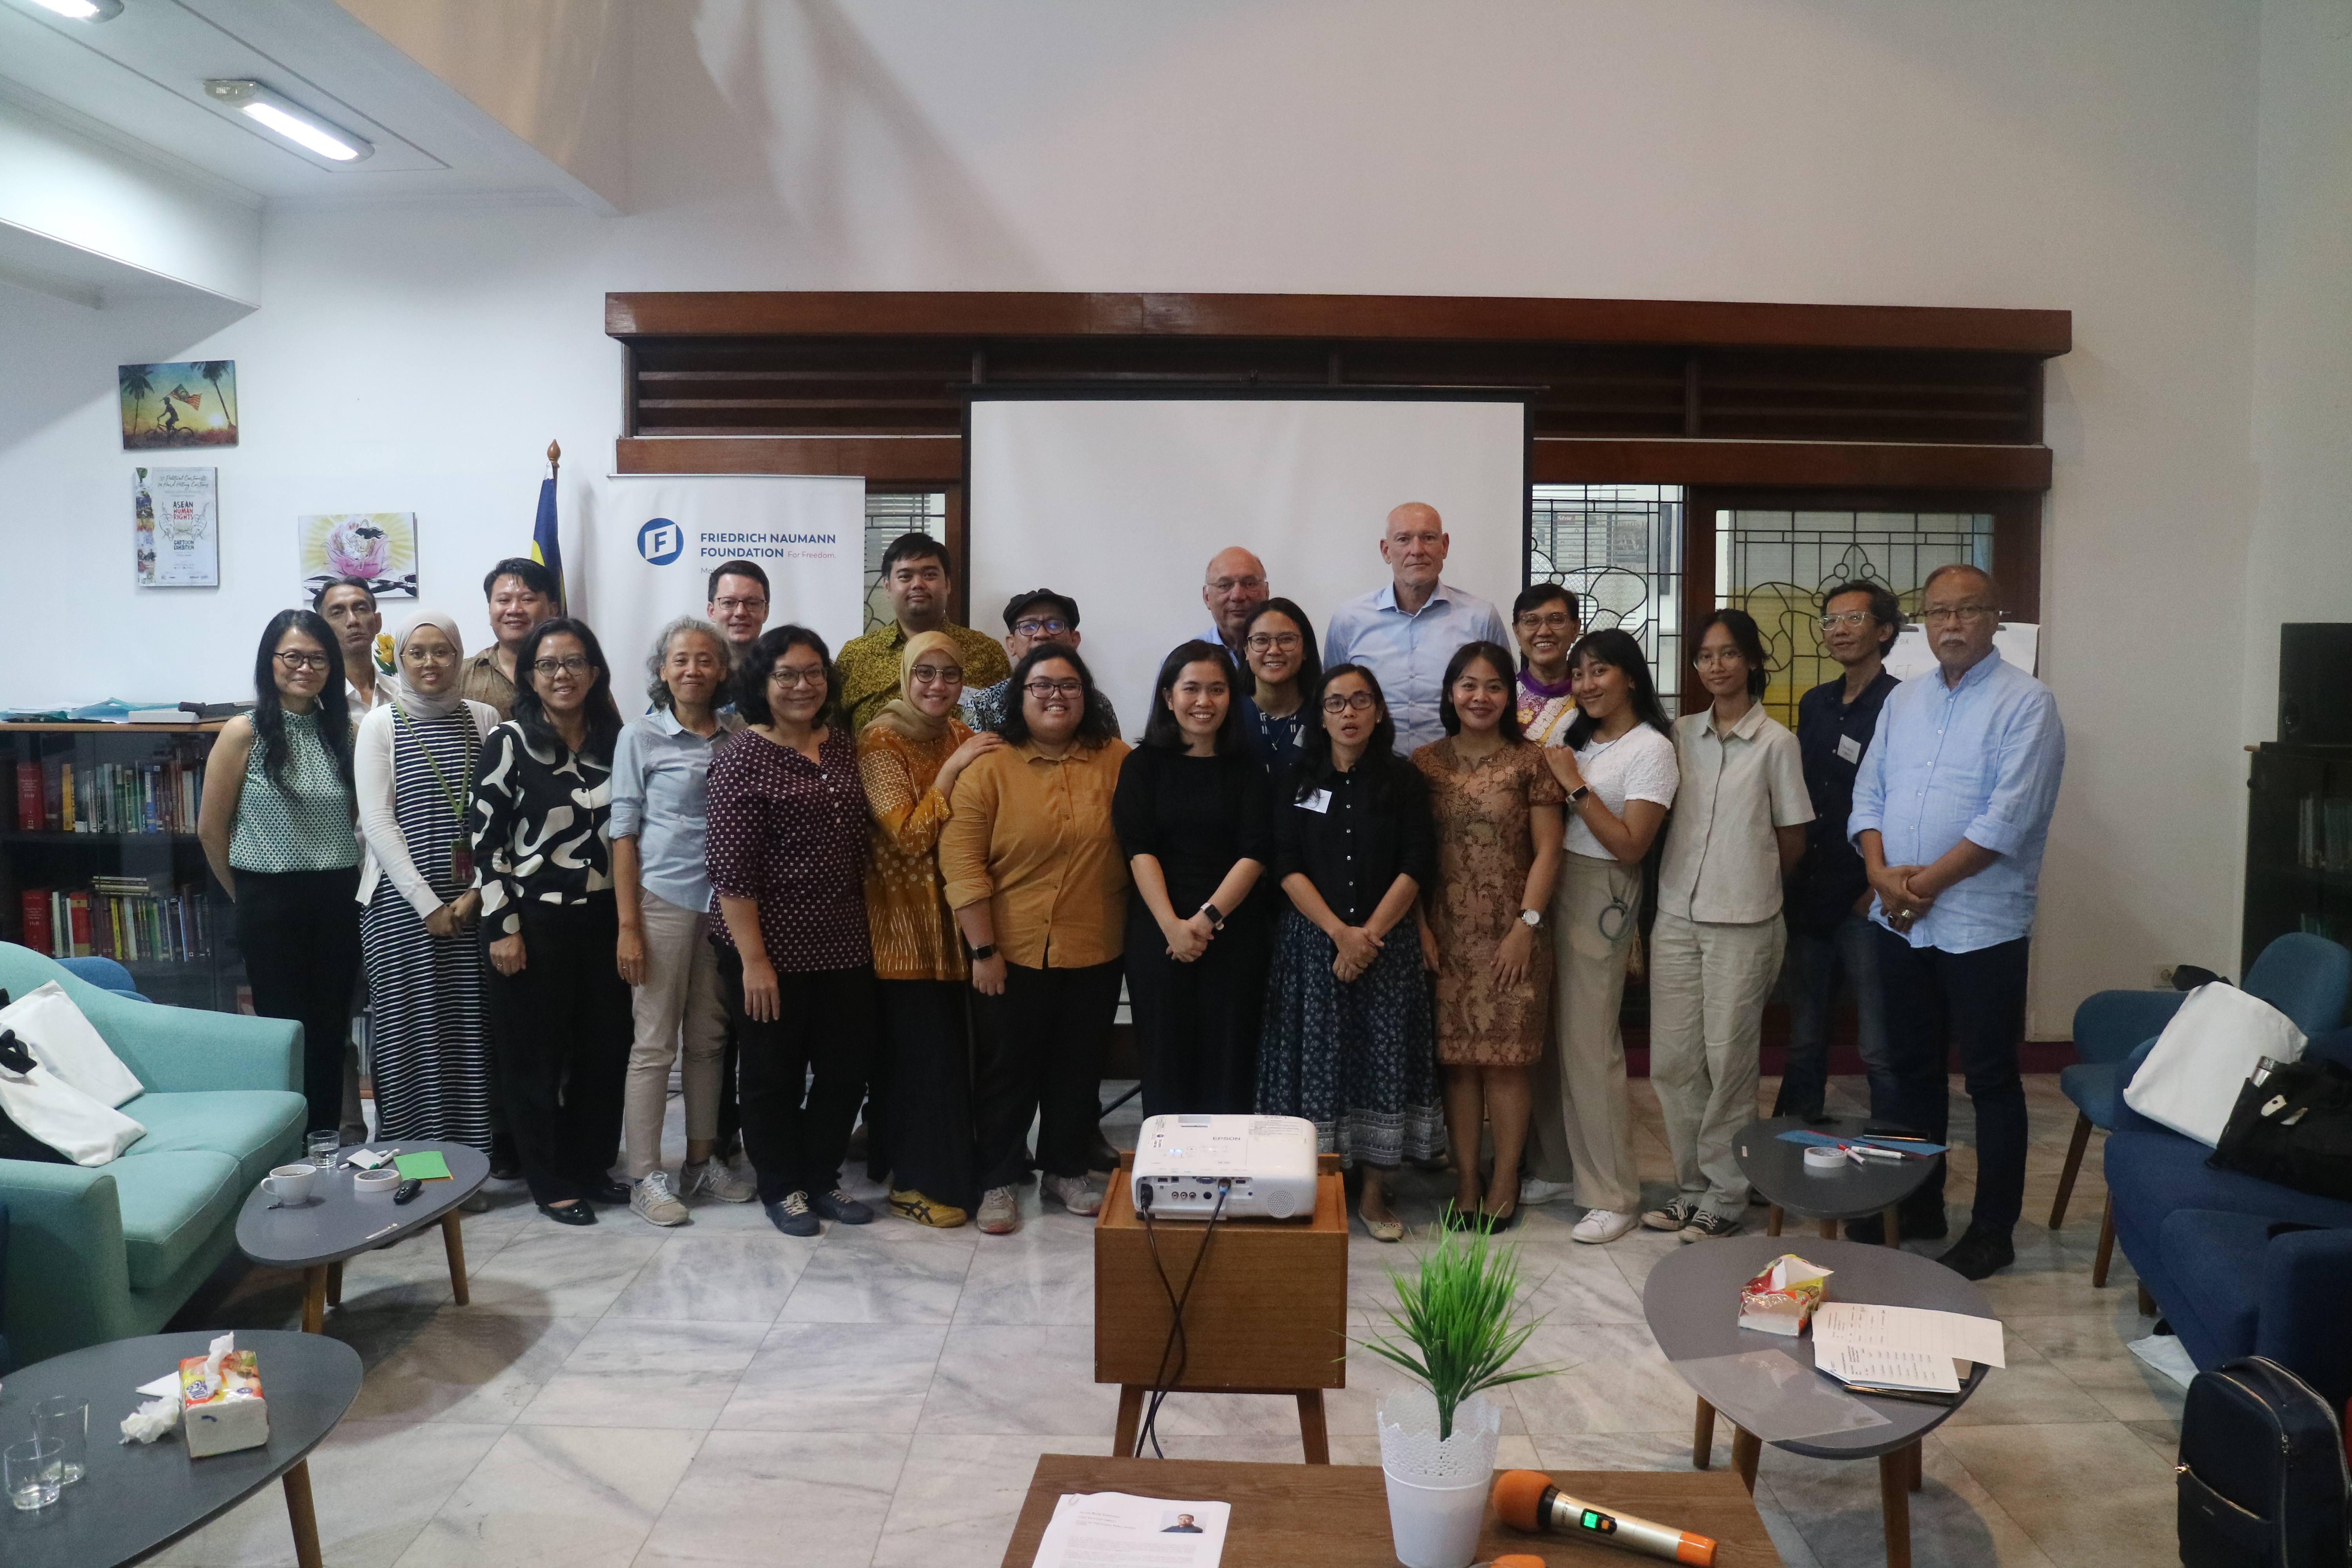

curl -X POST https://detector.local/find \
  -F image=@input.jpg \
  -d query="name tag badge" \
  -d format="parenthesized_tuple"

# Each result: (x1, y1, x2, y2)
(1299, 788, 1333, 815)
(1836, 734, 1863, 764)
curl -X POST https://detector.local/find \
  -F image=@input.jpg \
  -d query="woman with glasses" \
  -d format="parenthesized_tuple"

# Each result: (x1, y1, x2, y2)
(1511, 584, 1582, 746)
(939, 645, 1131, 1236)
(352, 611, 500, 1153)
(1235, 597, 1322, 785)
(856, 630, 1003, 1227)
(705, 626, 878, 1238)
(1535, 628, 1679, 1243)
(1116, 641, 1272, 1121)
(1258, 664, 1440, 1242)
(198, 609, 363, 1135)
(470, 617, 632, 1225)
(612, 616, 754, 1227)
(1412, 641, 1565, 1228)
(1639, 608, 1812, 1244)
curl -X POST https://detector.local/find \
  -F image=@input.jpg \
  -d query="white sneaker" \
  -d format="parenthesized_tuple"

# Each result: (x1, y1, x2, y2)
(681, 1158, 757, 1203)
(977, 1185, 1021, 1235)
(1519, 1177, 1575, 1207)
(1043, 1173, 1103, 1217)
(1571, 1207, 1637, 1244)
(630, 1171, 689, 1227)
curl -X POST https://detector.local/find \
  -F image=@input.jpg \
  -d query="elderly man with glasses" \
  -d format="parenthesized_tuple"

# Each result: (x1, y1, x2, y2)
(1201, 546, 1271, 662)
(1849, 563, 2064, 1279)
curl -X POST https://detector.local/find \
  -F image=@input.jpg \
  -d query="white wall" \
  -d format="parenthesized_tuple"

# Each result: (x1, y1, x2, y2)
(0, 0, 2315, 1033)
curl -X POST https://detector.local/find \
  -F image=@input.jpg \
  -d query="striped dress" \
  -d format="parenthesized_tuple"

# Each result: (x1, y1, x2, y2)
(360, 708, 492, 1150)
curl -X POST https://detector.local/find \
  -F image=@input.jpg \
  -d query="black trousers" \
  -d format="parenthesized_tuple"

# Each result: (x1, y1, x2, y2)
(870, 979, 978, 1211)
(483, 896, 632, 1205)
(715, 948, 875, 1202)
(1875, 928, 2032, 1239)
(234, 866, 362, 1132)
(1124, 897, 1268, 1122)
(972, 959, 1122, 1192)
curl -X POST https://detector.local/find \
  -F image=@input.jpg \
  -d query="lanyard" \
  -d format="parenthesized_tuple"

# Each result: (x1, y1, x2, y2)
(390, 701, 477, 824)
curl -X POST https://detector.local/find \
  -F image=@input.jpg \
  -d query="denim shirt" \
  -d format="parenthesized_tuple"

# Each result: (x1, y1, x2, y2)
(1322, 580, 1510, 755)
(1848, 649, 2064, 954)
(610, 708, 727, 915)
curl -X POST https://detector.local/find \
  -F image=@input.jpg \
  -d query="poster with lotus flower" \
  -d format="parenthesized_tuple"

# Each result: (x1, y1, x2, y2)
(298, 512, 417, 601)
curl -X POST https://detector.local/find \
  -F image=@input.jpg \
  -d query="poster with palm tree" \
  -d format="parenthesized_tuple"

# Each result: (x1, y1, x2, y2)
(120, 360, 238, 449)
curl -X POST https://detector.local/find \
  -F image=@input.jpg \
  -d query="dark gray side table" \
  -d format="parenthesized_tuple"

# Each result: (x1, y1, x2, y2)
(0, 1329, 361, 1568)
(234, 1140, 489, 1332)
(1734, 1114, 1940, 1247)
(1644, 1234, 1994, 1568)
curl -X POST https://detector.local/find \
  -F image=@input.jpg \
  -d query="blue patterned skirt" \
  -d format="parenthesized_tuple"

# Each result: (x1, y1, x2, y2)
(1256, 907, 1445, 1167)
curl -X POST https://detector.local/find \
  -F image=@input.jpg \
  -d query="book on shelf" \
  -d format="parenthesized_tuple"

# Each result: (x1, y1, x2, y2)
(13, 761, 36, 831)
(18, 887, 52, 955)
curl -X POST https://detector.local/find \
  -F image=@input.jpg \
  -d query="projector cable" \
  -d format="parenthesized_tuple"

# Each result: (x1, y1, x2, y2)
(1135, 1177, 1230, 1459)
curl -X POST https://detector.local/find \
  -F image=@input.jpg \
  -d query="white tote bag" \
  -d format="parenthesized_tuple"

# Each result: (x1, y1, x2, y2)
(0, 982, 145, 1107)
(2121, 982, 2307, 1148)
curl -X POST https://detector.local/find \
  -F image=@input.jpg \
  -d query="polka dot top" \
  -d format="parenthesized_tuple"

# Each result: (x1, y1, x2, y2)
(704, 726, 873, 973)
(230, 709, 360, 874)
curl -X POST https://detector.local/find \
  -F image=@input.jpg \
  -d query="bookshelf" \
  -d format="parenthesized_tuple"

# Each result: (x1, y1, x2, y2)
(3, 721, 243, 1012)
(2243, 742, 2352, 975)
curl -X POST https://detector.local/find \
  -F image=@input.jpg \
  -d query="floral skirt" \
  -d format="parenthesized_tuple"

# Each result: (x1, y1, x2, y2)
(1256, 908, 1445, 1167)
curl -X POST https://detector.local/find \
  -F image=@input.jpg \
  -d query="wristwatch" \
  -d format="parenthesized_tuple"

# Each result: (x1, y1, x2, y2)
(1566, 784, 1591, 805)
(969, 944, 997, 962)
(1198, 902, 1227, 931)
(1519, 908, 1543, 929)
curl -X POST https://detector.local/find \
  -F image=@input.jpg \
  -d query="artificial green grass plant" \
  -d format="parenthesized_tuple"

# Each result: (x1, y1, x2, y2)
(1362, 1212, 1558, 1440)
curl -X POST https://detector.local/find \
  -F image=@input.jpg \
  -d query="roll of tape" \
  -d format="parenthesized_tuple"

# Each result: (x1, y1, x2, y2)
(1802, 1144, 1846, 1173)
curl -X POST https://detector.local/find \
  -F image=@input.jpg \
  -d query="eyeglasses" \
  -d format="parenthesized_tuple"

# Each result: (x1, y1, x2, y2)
(1515, 612, 1575, 631)
(401, 646, 458, 665)
(710, 597, 766, 614)
(1012, 618, 1071, 638)
(1921, 604, 1999, 623)
(1207, 575, 1266, 594)
(771, 667, 828, 689)
(1024, 678, 1084, 697)
(908, 664, 964, 685)
(273, 650, 330, 671)
(1692, 649, 1747, 667)
(1818, 610, 1877, 630)
(531, 656, 593, 675)
(1321, 692, 1377, 713)
(1244, 632, 1302, 652)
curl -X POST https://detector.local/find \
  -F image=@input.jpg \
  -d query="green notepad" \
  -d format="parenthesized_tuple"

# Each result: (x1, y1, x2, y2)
(392, 1151, 453, 1181)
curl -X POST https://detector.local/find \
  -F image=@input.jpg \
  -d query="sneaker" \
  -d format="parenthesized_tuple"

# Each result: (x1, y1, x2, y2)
(1518, 1177, 1575, 1207)
(681, 1159, 757, 1203)
(1678, 1209, 1744, 1243)
(889, 1189, 969, 1228)
(1571, 1208, 1637, 1244)
(976, 1185, 1021, 1235)
(1934, 1229, 2016, 1280)
(764, 1191, 820, 1237)
(1641, 1200, 1700, 1233)
(630, 1171, 690, 1227)
(811, 1189, 874, 1225)
(1044, 1173, 1103, 1217)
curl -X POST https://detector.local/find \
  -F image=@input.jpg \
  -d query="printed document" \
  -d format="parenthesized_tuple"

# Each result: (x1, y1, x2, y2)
(1030, 1492, 1230, 1568)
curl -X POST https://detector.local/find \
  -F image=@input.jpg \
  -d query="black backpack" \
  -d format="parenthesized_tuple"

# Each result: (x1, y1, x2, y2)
(2210, 1056, 2352, 1203)
(2178, 1356, 2350, 1568)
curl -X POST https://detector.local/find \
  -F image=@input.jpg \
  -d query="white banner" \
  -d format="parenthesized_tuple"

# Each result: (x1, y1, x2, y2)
(577, 475, 866, 694)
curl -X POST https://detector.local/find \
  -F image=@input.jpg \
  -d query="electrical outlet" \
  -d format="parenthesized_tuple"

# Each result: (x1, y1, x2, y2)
(2157, 965, 2175, 987)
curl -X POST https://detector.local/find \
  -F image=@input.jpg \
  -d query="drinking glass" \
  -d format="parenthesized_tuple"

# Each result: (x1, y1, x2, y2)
(5, 1437, 62, 1511)
(307, 1128, 342, 1169)
(31, 1396, 87, 1485)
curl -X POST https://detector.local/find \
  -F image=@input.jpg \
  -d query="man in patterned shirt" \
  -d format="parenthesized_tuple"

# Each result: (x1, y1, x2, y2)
(962, 588, 1119, 737)
(835, 533, 1010, 733)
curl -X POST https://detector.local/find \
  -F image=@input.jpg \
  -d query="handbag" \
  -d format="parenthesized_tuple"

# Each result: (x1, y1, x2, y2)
(2209, 1055, 2352, 1203)
(2178, 1355, 2350, 1568)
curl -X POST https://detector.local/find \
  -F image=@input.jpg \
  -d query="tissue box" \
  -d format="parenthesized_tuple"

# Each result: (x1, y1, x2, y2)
(180, 1349, 270, 1457)
(1738, 1254, 1832, 1336)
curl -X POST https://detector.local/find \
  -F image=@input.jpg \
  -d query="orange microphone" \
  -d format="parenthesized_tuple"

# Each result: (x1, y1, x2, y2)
(1490, 1470, 1719, 1566)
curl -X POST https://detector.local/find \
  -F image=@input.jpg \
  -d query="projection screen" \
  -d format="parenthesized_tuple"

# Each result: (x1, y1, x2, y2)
(965, 395, 1529, 735)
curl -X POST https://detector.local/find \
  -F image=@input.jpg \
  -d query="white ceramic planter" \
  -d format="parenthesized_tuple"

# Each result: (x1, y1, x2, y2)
(1376, 1386, 1502, 1568)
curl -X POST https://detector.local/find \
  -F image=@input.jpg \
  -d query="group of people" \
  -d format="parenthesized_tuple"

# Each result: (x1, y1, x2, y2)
(193, 497, 2063, 1279)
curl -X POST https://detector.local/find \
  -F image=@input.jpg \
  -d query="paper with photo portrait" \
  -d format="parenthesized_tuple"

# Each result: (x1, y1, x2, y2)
(1030, 1492, 1229, 1568)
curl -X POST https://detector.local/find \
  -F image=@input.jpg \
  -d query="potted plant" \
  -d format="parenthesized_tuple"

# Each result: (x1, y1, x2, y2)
(1363, 1213, 1558, 1568)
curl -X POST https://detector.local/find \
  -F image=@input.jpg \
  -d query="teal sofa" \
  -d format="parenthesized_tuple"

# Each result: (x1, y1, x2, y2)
(0, 943, 306, 1367)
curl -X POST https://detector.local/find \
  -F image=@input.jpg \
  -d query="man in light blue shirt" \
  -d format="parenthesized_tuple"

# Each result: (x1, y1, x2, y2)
(1322, 502, 1508, 754)
(1848, 563, 2064, 1279)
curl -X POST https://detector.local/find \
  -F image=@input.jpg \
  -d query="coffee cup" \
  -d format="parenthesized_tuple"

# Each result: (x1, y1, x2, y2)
(262, 1165, 317, 1204)
(353, 1167, 401, 1200)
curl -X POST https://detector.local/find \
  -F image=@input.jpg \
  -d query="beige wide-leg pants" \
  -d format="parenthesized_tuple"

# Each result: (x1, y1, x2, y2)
(1646, 908, 1785, 1220)
(622, 890, 730, 1180)
(1524, 852, 1645, 1216)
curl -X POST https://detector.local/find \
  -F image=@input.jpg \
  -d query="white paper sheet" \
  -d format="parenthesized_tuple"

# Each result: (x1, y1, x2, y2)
(1813, 1303, 2006, 1368)
(1031, 1493, 1230, 1568)
(1813, 1339, 1962, 1394)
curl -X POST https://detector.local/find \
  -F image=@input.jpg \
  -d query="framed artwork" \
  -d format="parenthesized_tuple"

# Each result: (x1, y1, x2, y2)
(121, 361, 238, 449)
(133, 466, 220, 588)
(298, 512, 418, 601)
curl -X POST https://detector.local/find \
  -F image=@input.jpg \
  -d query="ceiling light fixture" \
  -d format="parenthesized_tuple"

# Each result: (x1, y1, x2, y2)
(26, 0, 124, 19)
(201, 79, 373, 163)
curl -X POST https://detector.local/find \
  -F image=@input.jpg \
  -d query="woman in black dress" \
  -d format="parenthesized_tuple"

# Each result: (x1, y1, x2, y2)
(1114, 641, 1272, 1120)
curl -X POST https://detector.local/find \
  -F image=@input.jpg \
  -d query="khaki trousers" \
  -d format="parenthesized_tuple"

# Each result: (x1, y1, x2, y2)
(1647, 908, 1784, 1219)
(622, 890, 730, 1180)
(1524, 853, 1644, 1216)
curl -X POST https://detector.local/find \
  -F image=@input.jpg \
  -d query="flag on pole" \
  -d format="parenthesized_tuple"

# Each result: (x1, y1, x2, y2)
(532, 440, 566, 612)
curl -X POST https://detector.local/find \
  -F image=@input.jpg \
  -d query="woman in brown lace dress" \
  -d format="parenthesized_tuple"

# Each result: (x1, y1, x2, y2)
(1412, 641, 1566, 1226)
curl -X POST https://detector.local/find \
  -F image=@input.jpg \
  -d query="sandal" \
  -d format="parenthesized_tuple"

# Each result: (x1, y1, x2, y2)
(1359, 1209, 1406, 1243)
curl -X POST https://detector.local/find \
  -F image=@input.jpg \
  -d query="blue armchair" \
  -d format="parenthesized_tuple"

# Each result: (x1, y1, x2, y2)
(55, 954, 151, 1002)
(2054, 933, 2352, 1284)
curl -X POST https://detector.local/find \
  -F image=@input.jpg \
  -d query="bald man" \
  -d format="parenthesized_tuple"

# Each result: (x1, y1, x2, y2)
(1321, 502, 1508, 752)
(1201, 547, 1271, 662)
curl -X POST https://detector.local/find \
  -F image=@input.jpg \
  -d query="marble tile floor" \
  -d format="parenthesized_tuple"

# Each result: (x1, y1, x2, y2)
(150, 1073, 2179, 1568)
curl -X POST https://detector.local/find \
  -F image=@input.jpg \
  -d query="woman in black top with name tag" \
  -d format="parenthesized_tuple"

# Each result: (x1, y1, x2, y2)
(1114, 642, 1272, 1121)
(1256, 662, 1442, 1241)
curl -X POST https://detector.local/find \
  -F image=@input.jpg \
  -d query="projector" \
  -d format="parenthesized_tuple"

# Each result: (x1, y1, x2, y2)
(1130, 1114, 1319, 1221)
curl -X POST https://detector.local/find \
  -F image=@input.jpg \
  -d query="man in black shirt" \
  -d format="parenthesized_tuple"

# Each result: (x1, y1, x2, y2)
(1778, 581, 1903, 1123)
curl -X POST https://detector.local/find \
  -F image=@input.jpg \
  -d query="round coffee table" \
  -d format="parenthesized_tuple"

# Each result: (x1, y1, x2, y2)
(234, 1139, 490, 1332)
(1644, 1234, 1994, 1568)
(1734, 1114, 1939, 1247)
(0, 1328, 361, 1568)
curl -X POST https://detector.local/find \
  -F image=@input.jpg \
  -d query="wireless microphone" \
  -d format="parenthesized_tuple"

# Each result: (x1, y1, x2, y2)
(1490, 1470, 1719, 1566)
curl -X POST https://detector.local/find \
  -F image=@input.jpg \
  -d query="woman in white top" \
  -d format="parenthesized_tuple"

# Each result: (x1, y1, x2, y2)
(354, 611, 501, 1151)
(1532, 628, 1679, 1243)
(1641, 609, 1812, 1243)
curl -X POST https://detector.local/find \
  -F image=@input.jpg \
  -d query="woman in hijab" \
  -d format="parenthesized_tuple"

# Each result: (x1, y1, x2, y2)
(855, 629, 1003, 1226)
(353, 610, 502, 1149)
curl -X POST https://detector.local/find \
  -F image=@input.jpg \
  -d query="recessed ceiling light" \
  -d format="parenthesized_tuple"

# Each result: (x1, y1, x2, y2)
(26, 0, 123, 18)
(201, 79, 374, 163)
